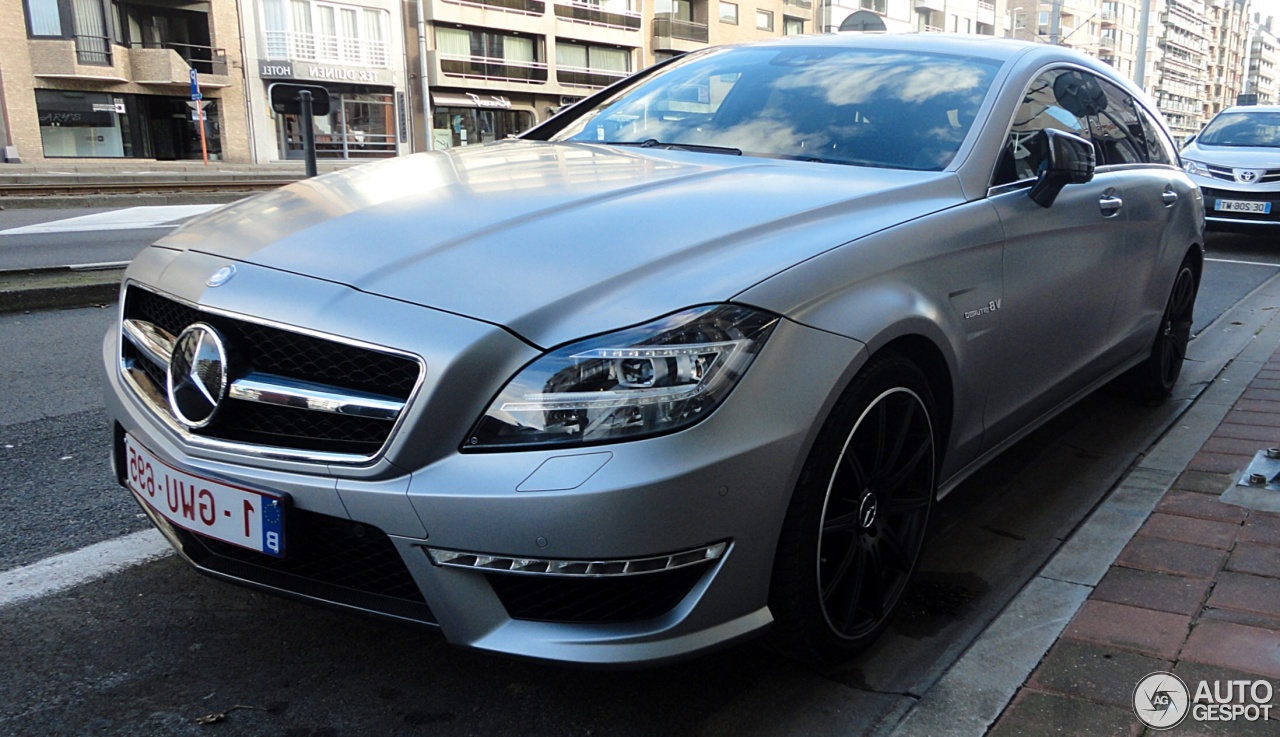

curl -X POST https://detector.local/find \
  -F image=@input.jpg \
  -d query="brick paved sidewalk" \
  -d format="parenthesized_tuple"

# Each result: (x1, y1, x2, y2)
(988, 349, 1280, 736)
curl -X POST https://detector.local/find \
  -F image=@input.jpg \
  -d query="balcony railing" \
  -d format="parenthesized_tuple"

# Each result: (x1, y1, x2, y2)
(554, 0, 642, 30)
(557, 65, 629, 88)
(784, 0, 813, 9)
(264, 30, 389, 68)
(129, 41, 227, 75)
(922, 24, 943, 32)
(443, 0, 545, 15)
(440, 54, 549, 83)
(75, 34, 112, 66)
(652, 17, 709, 43)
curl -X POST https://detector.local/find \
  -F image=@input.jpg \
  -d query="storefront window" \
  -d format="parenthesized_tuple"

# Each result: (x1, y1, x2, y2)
(278, 89, 397, 159)
(432, 107, 534, 149)
(36, 90, 132, 157)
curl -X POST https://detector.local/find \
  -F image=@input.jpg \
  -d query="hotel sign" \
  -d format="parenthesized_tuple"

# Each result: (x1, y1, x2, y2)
(258, 60, 394, 87)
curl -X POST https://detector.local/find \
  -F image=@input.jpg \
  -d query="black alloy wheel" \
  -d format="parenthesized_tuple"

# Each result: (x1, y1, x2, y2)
(1128, 259, 1198, 400)
(769, 353, 937, 663)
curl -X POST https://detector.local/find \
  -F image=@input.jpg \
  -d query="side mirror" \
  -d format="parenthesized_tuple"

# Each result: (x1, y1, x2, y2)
(1029, 129, 1096, 208)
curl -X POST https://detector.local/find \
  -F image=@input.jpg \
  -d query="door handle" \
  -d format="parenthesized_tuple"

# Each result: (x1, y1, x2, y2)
(1099, 195, 1124, 216)
(1162, 190, 1179, 206)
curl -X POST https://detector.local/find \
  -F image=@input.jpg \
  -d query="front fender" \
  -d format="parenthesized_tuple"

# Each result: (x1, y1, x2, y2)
(734, 200, 1006, 478)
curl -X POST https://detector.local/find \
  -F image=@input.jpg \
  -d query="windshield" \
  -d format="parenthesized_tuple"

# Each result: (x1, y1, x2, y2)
(1198, 111, 1280, 147)
(547, 45, 1002, 171)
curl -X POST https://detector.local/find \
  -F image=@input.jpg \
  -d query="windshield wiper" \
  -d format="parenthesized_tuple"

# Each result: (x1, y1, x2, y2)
(604, 139, 742, 156)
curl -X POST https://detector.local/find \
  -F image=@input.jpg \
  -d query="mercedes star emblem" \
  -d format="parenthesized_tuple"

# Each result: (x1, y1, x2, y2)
(167, 323, 229, 429)
(206, 264, 237, 288)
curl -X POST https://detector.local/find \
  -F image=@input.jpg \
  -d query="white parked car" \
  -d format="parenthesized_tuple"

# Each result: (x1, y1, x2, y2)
(1181, 105, 1280, 230)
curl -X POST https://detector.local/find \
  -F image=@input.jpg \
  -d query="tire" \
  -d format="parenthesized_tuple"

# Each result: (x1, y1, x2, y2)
(768, 352, 937, 664)
(1127, 259, 1198, 400)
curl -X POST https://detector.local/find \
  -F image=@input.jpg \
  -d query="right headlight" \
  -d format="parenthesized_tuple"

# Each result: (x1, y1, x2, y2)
(464, 304, 778, 450)
(1182, 158, 1211, 177)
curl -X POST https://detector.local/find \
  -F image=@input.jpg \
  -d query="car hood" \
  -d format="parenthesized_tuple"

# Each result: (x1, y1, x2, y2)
(158, 141, 964, 348)
(1183, 142, 1280, 167)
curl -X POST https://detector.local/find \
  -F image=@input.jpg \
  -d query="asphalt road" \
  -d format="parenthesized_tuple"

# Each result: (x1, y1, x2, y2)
(0, 230, 1277, 736)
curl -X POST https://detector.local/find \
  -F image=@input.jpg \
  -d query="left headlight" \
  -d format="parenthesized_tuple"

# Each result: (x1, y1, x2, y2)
(1182, 158, 1211, 177)
(465, 305, 779, 450)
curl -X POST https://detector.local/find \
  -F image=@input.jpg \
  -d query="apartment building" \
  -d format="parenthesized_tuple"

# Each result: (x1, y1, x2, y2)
(1096, 0, 1143, 81)
(2, 0, 248, 163)
(403, 0, 813, 152)
(1007, 0, 1102, 51)
(826, 0, 1002, 36)
(1147, 0, 1209, 139)
(1204, 0, 1249, 119)
(239, 0, 409, 162)
(1246, 14, 1279, 104)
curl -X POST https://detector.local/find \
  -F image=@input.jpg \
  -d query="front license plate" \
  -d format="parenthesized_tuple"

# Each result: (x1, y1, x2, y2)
(125, 435, 285, 557)
(1215, 199, 1272, 214)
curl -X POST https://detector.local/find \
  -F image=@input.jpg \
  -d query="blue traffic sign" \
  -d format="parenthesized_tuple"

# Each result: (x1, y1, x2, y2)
(189, 68, 200, 100)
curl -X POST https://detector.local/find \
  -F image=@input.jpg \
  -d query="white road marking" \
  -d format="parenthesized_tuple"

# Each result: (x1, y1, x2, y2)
(0, 529, 172, 608)
(0, 204, 222, 235)
(1206, 257, 1280, 268)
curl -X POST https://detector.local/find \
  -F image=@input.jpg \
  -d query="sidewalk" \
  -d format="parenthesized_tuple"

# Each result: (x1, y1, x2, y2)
(891, 274, 1280, 736)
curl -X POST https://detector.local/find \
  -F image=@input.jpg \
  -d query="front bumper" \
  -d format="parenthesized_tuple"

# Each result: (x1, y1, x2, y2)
(103, 253, 865, 665)
(1188, 175, 1280, 227)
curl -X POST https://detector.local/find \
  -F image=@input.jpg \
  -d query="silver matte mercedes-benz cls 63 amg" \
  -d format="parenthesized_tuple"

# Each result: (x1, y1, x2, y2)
(104, 33, 1204, 666)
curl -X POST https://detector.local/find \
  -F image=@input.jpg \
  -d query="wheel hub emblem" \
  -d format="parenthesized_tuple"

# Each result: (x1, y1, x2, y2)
(166, 322, 228, 429)
(858, 492, 878, 529)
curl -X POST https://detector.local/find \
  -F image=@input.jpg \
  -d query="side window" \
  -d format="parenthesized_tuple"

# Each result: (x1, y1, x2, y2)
(993, 69, 1090, 186)
(1088, 77, 1146, 166)
(1136, 104, 1177, 165)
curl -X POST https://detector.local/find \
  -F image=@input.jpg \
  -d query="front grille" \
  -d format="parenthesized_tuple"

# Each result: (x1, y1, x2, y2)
(1205, 164, 1280, 184)
(120, 285, 422, 460)
(169, 507, 436, 624)
(1201, 187, 1280, 223)
(485, 562, 713, 623)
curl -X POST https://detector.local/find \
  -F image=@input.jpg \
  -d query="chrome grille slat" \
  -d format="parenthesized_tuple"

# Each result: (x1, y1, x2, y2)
(122, 318, 176, 371)
(118, 284, 424, 465)
(228, 373, 405, 420)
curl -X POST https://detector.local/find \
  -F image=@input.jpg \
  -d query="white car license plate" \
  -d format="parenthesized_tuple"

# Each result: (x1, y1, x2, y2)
(125, 434, 286, 557)
(1215, 199, 1272, 214)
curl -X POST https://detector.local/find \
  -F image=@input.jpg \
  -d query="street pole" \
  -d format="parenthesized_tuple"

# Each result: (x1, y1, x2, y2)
(1049, 0, 1063, 44)
(1135, 0, 1151, 88)
(415, 0, 434, 151)
(299, 90, 317, 178)
(190, 68, 209, 165)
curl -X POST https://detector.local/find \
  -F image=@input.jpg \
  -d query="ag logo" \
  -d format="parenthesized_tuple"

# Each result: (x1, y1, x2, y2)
(1134, 671, 1190, 729)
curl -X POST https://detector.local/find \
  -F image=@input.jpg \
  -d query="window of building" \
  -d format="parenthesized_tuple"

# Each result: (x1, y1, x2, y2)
(556, 42, 630, 87)
(432, 107, 534, 149)
(261, 0, 389, 67)
(436, 26, 546, 82)
(24, 0, 63, 36)
(756, 9, 772, 30)
(859, 0, 886, 13)
(719, 1, 737, 24)
(784, 15, 803, 35)
(24, 0, 113, 64)
(1013, 10, 1026, 29)
(278, 89, 395, 159)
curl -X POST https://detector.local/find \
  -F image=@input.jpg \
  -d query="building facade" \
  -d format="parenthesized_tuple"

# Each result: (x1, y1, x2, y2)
(238, 0, 410, 162)
(2, 0, 249, 163)
(1246, 14, 1279, 104)
(826, 0, 1002, 36)
(1204, 0, 1249, 119)
(401, 0, 814, 153)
